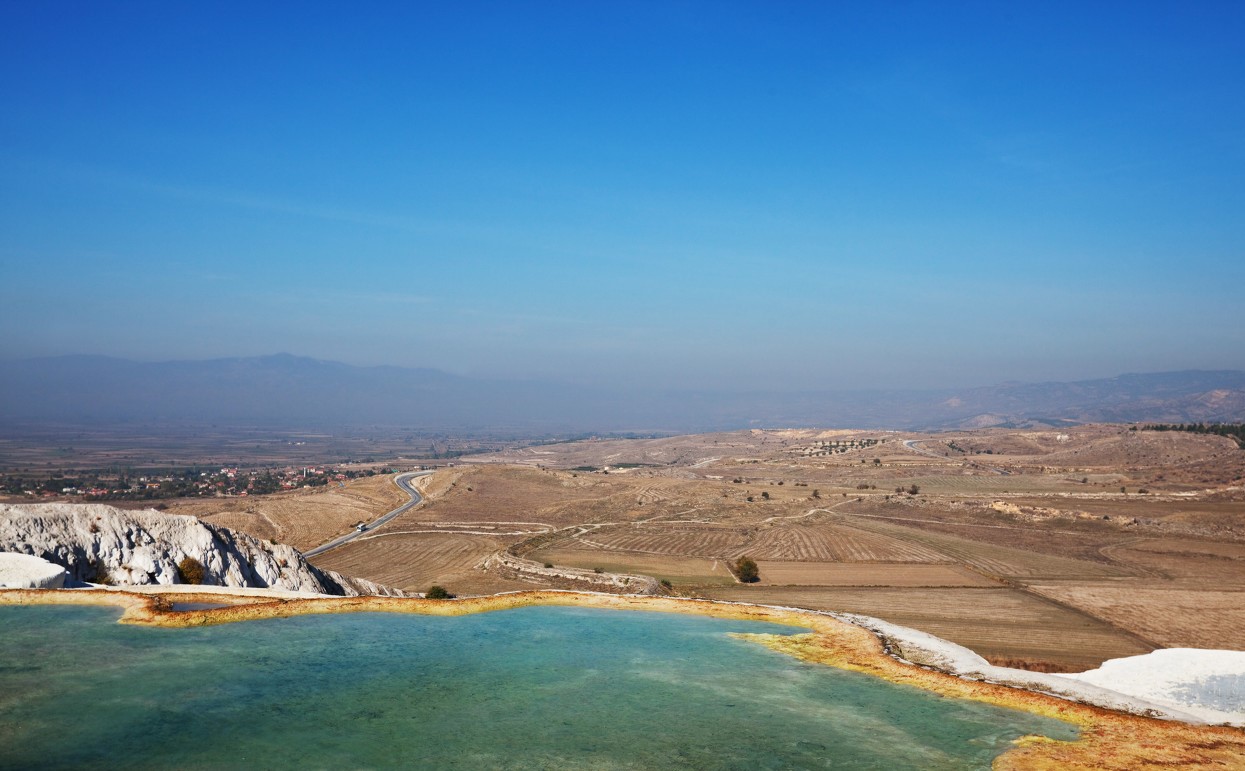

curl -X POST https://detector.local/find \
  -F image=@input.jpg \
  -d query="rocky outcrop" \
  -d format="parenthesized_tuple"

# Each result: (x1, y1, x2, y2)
(0, 552, 68, 589)
(0, 503, 404, 597)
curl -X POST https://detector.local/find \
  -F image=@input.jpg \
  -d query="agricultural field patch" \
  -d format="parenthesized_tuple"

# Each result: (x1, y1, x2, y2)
(886, 474, 1084, 496)
(700, 586, 1153, 671)
(755, 562, 998, 587)
(740, 523, 948, 563)
(526, 548, 735, 586)
(568, 525, 751, 557)
(829, 509, 1136, 580)
(1099, 539, 1245, 582)
(1027, 582, 1245, 650)
(311, 532, 526, 596)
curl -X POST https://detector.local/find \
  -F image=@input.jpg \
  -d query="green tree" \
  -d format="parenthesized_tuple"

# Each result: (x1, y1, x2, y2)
(425, 585, 453, 599)
(733, 556, 759, 583)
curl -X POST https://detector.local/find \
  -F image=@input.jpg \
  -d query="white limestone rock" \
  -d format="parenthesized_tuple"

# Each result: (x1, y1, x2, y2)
(0, 502, 402, 597)
(0, 552, 68, 589)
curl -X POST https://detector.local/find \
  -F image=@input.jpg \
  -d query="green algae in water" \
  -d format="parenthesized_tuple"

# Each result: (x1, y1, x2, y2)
(0, 605, 1076, 769)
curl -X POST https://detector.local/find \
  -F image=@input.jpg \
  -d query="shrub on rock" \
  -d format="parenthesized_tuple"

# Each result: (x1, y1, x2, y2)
(177, 555, 207, 585)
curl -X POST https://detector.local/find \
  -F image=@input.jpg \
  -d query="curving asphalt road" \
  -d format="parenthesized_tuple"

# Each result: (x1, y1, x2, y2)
(902, 438, 1009, 476)
(303, 471, 432, 558)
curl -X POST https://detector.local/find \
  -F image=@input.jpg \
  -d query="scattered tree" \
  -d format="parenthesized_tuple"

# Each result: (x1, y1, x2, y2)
(733, 556, 759, 583)
(425, 585, 453, 600)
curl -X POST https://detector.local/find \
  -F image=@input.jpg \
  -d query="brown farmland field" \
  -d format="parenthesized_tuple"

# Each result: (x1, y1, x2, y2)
(1027, 582, 1245, 650)
(526, 548, 736, 586)
(312, 531, 530, 596)
(741, 522, 949, 562)
(566, 526, 750, 557)
(700, 586, 1153, 671)
(755, 562, 998, 587)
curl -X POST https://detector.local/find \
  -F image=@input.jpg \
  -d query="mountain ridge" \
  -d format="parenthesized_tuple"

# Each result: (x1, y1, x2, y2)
(2, 354, 1243, 432)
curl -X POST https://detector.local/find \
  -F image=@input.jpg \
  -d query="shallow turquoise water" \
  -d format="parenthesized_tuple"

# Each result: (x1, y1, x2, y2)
(0, 605, 1076, 769)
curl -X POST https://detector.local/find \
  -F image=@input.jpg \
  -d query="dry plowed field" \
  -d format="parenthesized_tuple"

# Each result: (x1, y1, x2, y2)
(311, 531, 527, 596)
(702, 585, 1153, 670)
(526, 548, 736, 586)
(1027, 582, 1245, 650)
(569, 526, 749, 557)
(831, 512, 1135, 580)
(755, 562, 998, 587)
(553, 521, 952, 564)
(885, 474, 1084, 495)
(740, 523, 948, 562)
(1099, 538, 1245, 582)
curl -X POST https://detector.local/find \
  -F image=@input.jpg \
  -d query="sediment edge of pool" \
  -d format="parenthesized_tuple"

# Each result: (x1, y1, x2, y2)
(2, 587, 1242, 770)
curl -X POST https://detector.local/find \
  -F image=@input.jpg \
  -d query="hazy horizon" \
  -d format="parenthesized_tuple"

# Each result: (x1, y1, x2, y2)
(3, 3, 1243, 392)
(7, 350, 1245, 392)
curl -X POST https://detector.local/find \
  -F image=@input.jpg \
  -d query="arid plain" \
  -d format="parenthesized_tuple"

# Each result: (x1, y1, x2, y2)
(166, 425, 1245, 672)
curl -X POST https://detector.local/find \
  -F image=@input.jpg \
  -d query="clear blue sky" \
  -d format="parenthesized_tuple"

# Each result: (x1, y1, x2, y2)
(2, 1, 1242, 390)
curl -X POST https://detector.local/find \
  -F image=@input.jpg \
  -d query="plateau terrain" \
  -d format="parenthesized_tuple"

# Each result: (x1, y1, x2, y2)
(150, 423, 1240, 673)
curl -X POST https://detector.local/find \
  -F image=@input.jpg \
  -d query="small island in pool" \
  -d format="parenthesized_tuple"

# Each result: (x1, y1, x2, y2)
(1, 588, 1243, 769)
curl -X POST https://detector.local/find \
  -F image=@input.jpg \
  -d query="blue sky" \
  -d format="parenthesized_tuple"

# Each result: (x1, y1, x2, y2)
(2, 1, 1243, 390)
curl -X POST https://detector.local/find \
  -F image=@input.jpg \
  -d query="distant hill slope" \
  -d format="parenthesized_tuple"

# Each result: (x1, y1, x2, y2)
(1, 354, 1242, 431)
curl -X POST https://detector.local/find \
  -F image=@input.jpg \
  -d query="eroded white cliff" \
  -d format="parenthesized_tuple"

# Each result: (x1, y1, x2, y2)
(0, 503, 402, 597)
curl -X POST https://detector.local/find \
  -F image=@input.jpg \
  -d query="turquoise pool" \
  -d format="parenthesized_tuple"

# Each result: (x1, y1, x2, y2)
(0, 605, 1076, 769)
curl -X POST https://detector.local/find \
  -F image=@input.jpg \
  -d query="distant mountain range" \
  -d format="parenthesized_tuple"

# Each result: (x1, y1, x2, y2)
(2, 354, 1243, 433)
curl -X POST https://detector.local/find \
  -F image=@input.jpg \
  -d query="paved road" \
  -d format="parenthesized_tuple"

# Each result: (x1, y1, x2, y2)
(901, 439, 944, 459)
(303, 471, 432, 558)
(902, 439, 1009, 476)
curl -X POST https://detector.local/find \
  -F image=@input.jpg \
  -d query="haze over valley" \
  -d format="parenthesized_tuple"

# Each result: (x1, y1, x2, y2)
(3, 353, 1244, 434)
